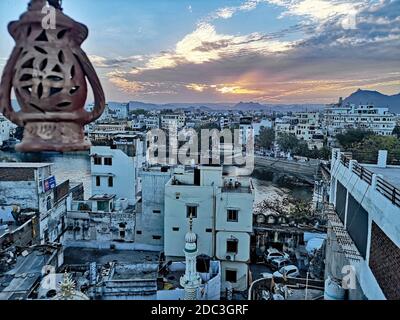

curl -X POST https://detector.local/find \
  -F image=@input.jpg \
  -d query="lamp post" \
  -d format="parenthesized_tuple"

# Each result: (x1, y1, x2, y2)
(0, 0, 105, 152)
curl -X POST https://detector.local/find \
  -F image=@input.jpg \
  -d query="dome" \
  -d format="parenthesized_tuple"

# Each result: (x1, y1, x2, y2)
(185, 230, 197, 243)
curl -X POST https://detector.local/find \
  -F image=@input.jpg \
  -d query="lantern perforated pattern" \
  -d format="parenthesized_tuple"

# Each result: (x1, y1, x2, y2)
(13, 27, 87, 114)
(0, 0, 105, 152)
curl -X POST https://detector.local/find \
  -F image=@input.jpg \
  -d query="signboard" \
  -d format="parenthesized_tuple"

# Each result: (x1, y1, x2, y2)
(43, 176, 56, 193)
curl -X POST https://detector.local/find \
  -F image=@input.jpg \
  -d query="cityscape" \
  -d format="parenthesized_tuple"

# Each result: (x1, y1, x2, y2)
(0, 0, 399, 306)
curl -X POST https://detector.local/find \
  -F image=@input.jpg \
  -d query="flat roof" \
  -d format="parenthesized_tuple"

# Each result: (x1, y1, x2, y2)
(63, 248, 160, 265)
(0, 163, 52, 168)
(89, 194, 116, 201)
(365, 166, 400, 189)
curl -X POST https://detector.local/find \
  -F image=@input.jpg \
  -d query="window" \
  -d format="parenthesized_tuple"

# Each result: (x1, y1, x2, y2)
(173, 227, 179, 232)
(227, 209, 239, 222)
(108, 177, 114, 187)
(153, 210, 161, 214)
(186, 205, 197, 218)
(153, 235, 162, 240)
(94, 157, 102, 165)
(46, 196, 52, 211)
(227, 239, 238, 254)
(119, 230, 125, 238)
(206, 228, 213, 233)
(225, 270, 237, 283)
(136, 230, 142, 235)
(104, 158, 113, 166)
(96, 176, 101, 187)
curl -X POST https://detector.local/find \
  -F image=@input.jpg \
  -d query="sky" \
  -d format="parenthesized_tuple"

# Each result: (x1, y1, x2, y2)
(0, 0, 399, 104)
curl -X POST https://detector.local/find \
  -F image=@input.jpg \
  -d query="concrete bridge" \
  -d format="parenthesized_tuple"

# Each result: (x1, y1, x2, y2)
(254, 156, 320, 185)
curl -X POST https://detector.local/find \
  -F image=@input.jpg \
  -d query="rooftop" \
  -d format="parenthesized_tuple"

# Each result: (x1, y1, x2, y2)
(0, 248, 56, 300)
(64, 248, 160, 266)
(89, 194, 116, 201)
(366, 166, 400, 190)
(0, 163, 52, 168)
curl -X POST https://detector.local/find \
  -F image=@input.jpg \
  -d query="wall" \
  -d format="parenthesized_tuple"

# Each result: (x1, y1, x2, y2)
(216, 232, 250, 262)
(220, 261, 248, 292)
(328, 150, 400, 299)
(91, 147, 136, 205)
(216, 190, 253, 233)
(164, 184, 214, 257)
(135, 170, 171, 247)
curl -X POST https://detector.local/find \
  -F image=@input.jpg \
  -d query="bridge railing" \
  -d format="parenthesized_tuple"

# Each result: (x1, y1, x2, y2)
(352, 163, 373, 185)
(336, 151, 400, 208)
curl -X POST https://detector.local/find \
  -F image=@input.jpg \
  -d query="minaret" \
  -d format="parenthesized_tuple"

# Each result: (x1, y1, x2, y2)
(180, 215, 202, 300)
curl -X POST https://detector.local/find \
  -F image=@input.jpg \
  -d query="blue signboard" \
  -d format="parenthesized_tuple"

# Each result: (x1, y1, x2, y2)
(43, 176, 56, 193)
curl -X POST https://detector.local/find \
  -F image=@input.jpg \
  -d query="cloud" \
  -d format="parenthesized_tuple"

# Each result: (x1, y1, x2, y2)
(91, 0, 399, 103)
(207, 0, 261, 21)
(89, 55, 145, 68)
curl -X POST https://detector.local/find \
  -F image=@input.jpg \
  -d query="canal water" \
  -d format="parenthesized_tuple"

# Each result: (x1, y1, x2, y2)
(0, 151, 312, 203)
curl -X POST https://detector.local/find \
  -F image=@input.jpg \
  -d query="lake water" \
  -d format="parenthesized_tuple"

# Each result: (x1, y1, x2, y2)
(0, 151, 312, 203)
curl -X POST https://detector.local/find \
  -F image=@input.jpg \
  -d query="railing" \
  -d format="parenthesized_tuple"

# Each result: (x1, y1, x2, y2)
(376, 177, 400, 207)
(337, 151, 400, 208)
(340, 153, 350, 168)
(352, 163, 373, 185)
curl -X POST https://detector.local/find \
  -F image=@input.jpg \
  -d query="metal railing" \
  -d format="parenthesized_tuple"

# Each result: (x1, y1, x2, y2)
(337, 152, 400, 208)
(352, 163, 373, 185)
(376, 177, 400, 207)
(340, 153, 350, 168)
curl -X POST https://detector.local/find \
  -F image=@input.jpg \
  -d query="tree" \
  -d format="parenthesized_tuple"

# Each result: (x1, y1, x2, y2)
(336, 129, 374, 149)
(257, 127, 275, 149)
(349, 135, 400, 164)
(130, 109, 148, 116)
(277, 133, 299, 153)
(393, 125, 400, 138)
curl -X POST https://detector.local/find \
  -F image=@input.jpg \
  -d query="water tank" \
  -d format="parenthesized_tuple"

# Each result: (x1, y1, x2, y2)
(324, 277, 345, 300)
(196, 254, 211, 273)
(119, 198, 129, 210)
(114, 199, 122, 211)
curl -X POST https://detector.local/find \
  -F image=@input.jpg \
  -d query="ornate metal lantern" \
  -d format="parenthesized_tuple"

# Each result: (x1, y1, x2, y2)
(0, 0, 105, 152)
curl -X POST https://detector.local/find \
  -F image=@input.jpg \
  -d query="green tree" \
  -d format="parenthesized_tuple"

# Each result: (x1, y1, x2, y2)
(336, 129, 374, 149)
(350, 135, 400, 164)
(130, 109, 148, 116)
(393, 125, 400, 138)
(257, 127, 275, 149)
(277, 133, 299, 153)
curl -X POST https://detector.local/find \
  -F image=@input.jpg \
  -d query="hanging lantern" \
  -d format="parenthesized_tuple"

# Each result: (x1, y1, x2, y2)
(0, 0, 105, 152)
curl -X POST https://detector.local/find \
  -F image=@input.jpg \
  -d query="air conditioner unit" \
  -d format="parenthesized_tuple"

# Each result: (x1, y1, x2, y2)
(225, 254, 235, 261)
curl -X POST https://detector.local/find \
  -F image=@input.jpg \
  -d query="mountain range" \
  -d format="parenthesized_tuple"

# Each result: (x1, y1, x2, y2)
(126, 100, 324, 113)
(343, 89, 400, 113)
(7, 88, 400, 114)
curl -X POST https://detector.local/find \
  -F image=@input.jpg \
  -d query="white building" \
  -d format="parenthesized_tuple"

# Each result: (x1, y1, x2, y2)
(161, 114, 186, 130)
(0, 163, 82, 244)
(90, 146, 136, 205)
(64, 194, 136, 247)
(327, 149, 400, 300)
(275, 113, 325, 150)
(145, 116, 160, 130)
(253, 118, 273, 136)
(239, 117, 253, 146)
(108, 102, 129, 119)
(164, 166, 254, 292)
(324, 103, 396, 136)
(135, 166, 172, 249)
(220, 117, 230, 130)
(0, 115, 16, 146)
